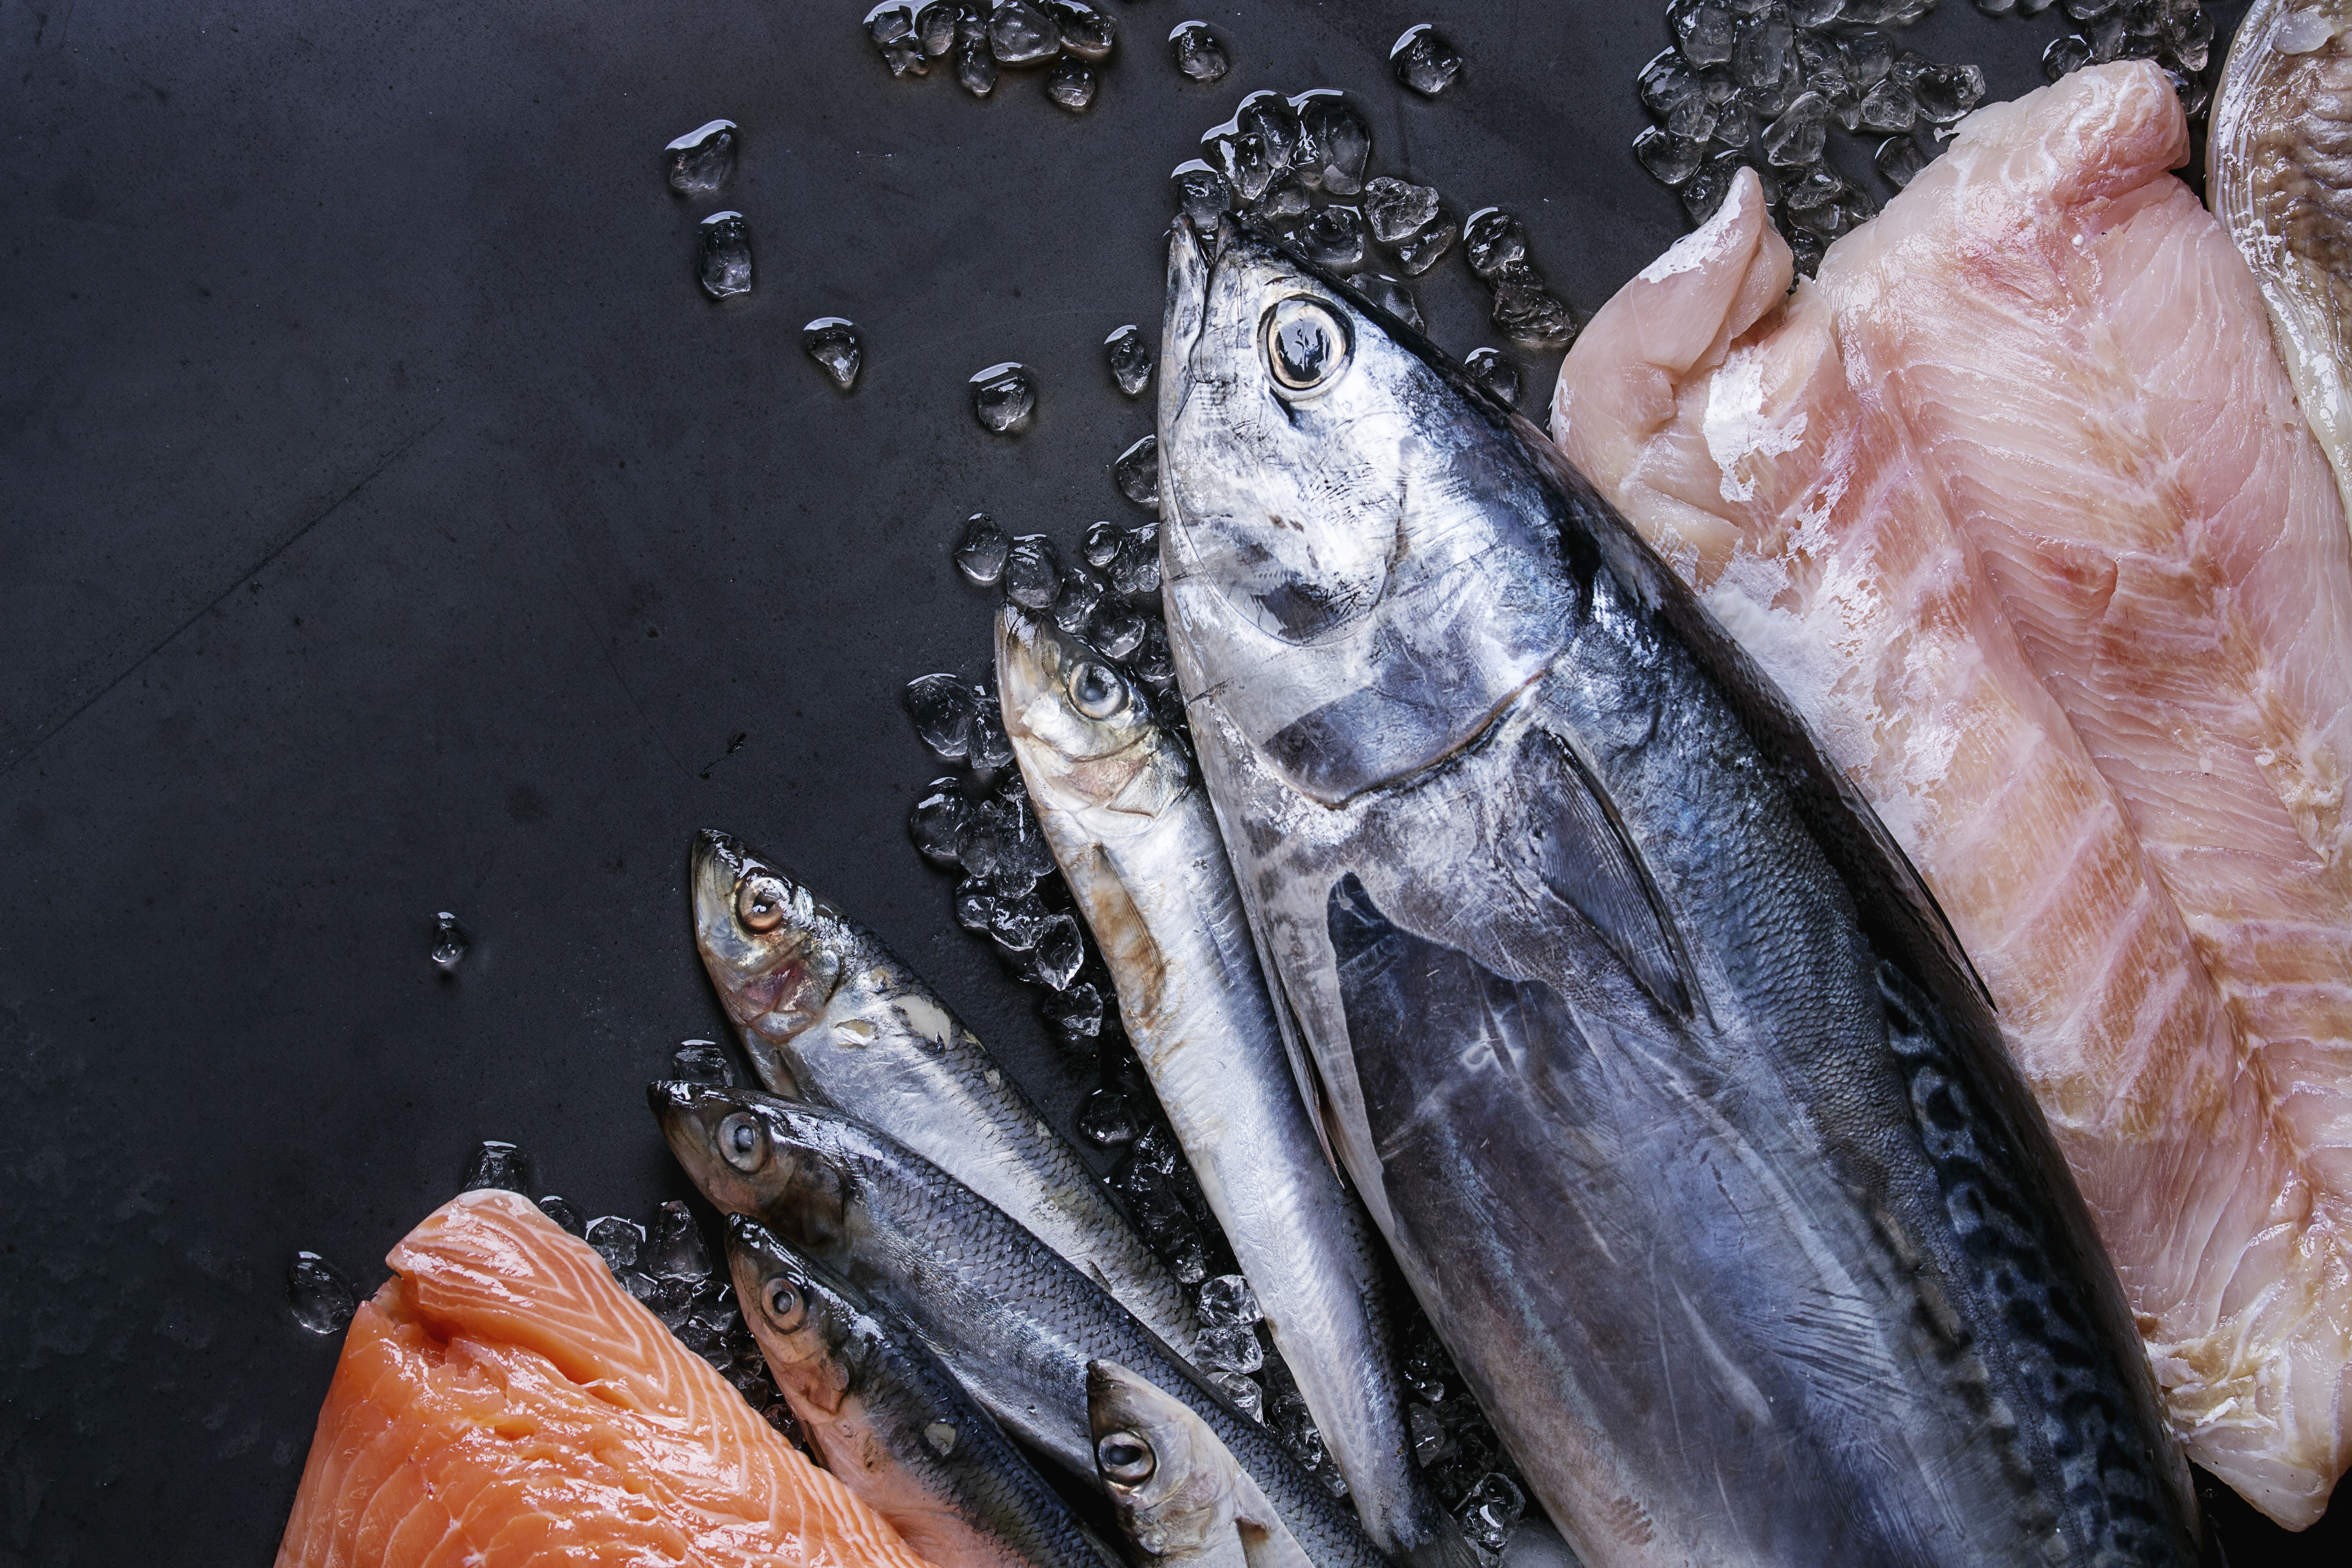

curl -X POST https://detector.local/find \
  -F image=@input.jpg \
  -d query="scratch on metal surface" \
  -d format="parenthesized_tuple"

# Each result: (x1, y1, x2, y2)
(1, 418, 447, 779)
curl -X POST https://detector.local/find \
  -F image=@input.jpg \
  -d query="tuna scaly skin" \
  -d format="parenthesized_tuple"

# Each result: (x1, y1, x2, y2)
(689, 828, 1196, 1354)
(1152, 217, 2202, 1568)
(725, 1215, 1116, 1568)
(996, 604, 1464, 1566)
(652, 1082, 1390, 1568)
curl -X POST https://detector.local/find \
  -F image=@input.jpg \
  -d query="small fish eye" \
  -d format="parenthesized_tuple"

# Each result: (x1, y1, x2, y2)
(1097, 1431, 1156, 1484)
(1264, 297, 1349, 393)
(1068, 662, 1127, 721)
(763, 1276, 804, 1330)
(738, 871, 791, 933)
(719, 1110, 769, 1173)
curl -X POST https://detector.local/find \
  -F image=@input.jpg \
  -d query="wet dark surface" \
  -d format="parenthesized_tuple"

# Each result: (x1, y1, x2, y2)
(1, 0, 2341, 1562)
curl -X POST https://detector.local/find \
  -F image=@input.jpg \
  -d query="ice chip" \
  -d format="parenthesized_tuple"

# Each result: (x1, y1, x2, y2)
(1675, 2, 1737, 66)
(1488, 261, 1577, 348)
(1462, 207, 1528, 279)
(905, 672, 980, 760)
(1856, 74, 1917, 133)
(801, 318, 861, 392)
(1114, 435, 1161, 508)
(1911, 61, 1984, 124)
(1197, 1274, 1264, 1326)
(1763, 90, 1832, 165)
(1259, 171, 1314, 223)
(1363, 275, 1423, 333)
(990, 891, 1049, 953)
(1109, 524, 1161, 598)
(915, 1, 959, 54)
(1391, 24, 1464, 97)
(1731, 11, 1795, 89)
(1209, 130, 1279, 202)
(1045, 56, 1097, 110)
(288, 1252, 358, 1335)
(1634, 125, 1705, 187)
(1459, 1473, 1526, 1553)
(1294, 91, 1372, 194)
(969, 696, 1014, 772)
(957, 38, 1000, 95)
(1131, 618, 1175, 686)
(1409, 1402, 1451, 1466)
(1078, 1088, 1141, 1146)
(867, 0, 917, 45)
(1875, 133, 1927, 189)
(1047, 0, 1115, 59)
(431, 911, 467, 972)
(1195, 1324, 1265, 1375)
(1168, 20, 1229, 83)
(671, 1040, 738, 1087)
(1361, 176, 1442, 243)
(954, 879, 995, 931)
(1052, 566, 1105, 636)
(1235, 90, 1303, 164)
(1092, 601, 1146, 658)
(534, 1194, 587, 1235)
(1391, 215, 1458, 275)
(1043, 979, 1105, 1039)
(1464, 347, 1520, 407)
(956, 512, 1012, 586)
(698, 211, 753, 299)
(462, 1140, 529, 1194)
(665, 120, 738, 196)
(1790, 0, 1847, 21)
(1004, 534, 1063, 610)
(1083, 518, 1124, 569)
(970, 362, 1036, 435)
(647, 1200, 714, 1279)
(1298, 204, 1366, 271)
(1171, 159, 1232, 229)
(1104, 323, 1154, 397)
(1209, 1369, 1265, 1421)
(588, 1216, 645, 1272)
(990, 0, 1060, 64)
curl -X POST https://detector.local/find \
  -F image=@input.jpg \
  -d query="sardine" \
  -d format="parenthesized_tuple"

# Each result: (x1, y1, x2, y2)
(725, 1214, 1115, 1568)
(1152, 217, 2203, 1568)
(997, 604, 1459, 1563)
(1088, 1358, 1306, 1568)
(2212, 0, 2352, 529)
(690, 828, 1196, 1352)
(650, 1080, 1388, 1568)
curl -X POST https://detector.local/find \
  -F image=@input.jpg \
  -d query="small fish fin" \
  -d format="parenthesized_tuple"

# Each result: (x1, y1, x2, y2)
(1519, 729, 1698, 1021)
(1229, 1472, 1316, 1568)
(1273, 977, 1343, 1181)
(1086, 1259, 1117, 1297)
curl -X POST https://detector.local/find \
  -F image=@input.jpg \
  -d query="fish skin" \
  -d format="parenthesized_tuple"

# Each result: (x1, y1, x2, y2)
(690, 828, 1198, 1354)
(651, 1080, 1391, 1568)
(1088, 1359, 1308, 1568)
(995, 604, 1460, 1564)
(726, 1214, 1116, 1568)
(1154, 216, 2202, 1567)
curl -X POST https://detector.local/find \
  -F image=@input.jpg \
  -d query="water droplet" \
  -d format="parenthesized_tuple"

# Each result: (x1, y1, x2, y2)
(1078, 1088, 1141, 1146)
(1209, 1369, 1264, 1421)
(1390, 214, 1458, 275)
(1004, 534, 1063, 610)
(1391, 24, 1464, 96)
(1109, 522, 1161, 599)
(463, 1140, 530, 1193)
(1045, 56, 1098, 110)
(1194, 1324, 1265, 1375)
(1198, 1274, 1264, 1326)
(957, 36, 1001, 94)
(1462, 207, 1527, 279)
(698, 212, 754, 299)
(1114, 435, 1160, 508)
(672, 1040, 738, 1086)
(588, 1216, 645, 1272)
(1048, 0, 1116, 59)
(1293, 90, 1372, 195)
(288, 1252, 358, 1335)
(905, 673, 980, 760)
(1104, 324, 1154, 398)
(1171, 159, 1232, 229)
(991, 0, 1061, 64)
(1362, 275, 1422, 333)
(665, 120, 739, 196)
(956, 512, 1012, 586)
(1465, 347, 1521, 408)
(535, 1194, 586, 1235)
(1035, 913, 1086, 990)
(970, 362, 1036, 435)
(431, 911, 468, 971)
(647, 1200, 715, 1279)
(1168, 20, 1229, 82)
(1297, 205, 1366, 271)
(913, 778, 970, 866)
(802, 318, 861, 392)
(1361, 176, 1442, 244)
(1043, 980, 1105, 1039)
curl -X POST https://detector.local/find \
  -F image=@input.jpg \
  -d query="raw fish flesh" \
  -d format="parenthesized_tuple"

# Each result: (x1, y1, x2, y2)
(274, 1187, 934, 1568)
(1553, 60, 2352, 1529)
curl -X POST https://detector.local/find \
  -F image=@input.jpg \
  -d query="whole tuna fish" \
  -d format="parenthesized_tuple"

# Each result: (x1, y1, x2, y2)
(996, 603, 1460, 1564)
(651, 1081, 1389, 1568)
(690, 828, 1196, 1353)
(1152, 216, 2202, 1568)
(725, 1215, 1116, 1568)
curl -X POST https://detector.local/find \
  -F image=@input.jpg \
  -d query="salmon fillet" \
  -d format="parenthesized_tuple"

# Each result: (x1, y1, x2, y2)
(275, 1188, 937, 1568)
(1553, 63, 2352, 1529)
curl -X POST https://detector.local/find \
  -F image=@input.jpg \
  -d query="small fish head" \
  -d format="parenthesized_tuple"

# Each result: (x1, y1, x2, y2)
(1086, 1359, 1237, 1558)
(724, 1215, 863, 1413)
(996, 604, 1187, 828)
(691, 829, 847, 1090)
(1157, 218, 1575, 804)
(648, 1081, 855, 1263)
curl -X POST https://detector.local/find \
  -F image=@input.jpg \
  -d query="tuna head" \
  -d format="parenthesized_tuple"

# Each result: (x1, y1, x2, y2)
(648, 1081, 855, 1261)
(996, 604, 1189, 832)
(1087, 1359, 1244, 1560)
(1156, 218, 1577, 806)
(724, 1215, 871, 1417)
(690, 829, 849, 1097)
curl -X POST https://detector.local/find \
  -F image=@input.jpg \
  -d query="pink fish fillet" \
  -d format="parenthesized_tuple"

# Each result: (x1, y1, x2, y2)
(1552, 61, 2352, 1529)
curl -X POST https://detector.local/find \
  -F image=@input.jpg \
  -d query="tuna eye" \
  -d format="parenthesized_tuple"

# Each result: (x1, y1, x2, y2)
(1265, 298, 1348, 392)
(719, 1111, 769, 1172)
(762, 1277, 805, 1330)
(738, 872, 790, 932)
(1068, 662, 1127, 721)
(1097, 1431, 1155, 1484)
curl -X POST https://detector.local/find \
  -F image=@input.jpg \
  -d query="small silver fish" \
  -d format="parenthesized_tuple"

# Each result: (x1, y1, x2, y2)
(1088, 1358, 1306, 1568)
(690, 828, 1196, 1353)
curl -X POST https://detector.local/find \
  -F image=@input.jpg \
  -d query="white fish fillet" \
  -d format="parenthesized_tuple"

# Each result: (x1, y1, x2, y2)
(1553, 62, 2352, 1529)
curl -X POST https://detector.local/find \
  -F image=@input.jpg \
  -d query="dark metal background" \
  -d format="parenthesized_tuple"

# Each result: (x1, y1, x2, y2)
(1, 0, 2337, 1560)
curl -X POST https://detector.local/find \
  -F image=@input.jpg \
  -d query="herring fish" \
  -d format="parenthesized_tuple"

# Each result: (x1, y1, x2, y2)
(1153, 217, 2202, 1567)
(726, 1214, 1115, 1568)
(651, 1081, 1389, 1568)
(996, 604, 1456, 1563)
(1088, 1358, 1308, 1568)
(691, 828, 1197, 1353)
